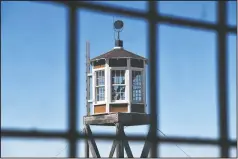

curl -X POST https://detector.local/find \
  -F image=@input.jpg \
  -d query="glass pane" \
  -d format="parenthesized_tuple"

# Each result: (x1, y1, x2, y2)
(121, 86, 125, 92)
(101, 87, 105, 100)
(119, 76, 122, 84)
(116, 93, 121, 100)
(116, 70, 120, 76)
(2, 138, 67, 157)
(96, 78, 99, 86)
(121, 92, 125, 100)
(112, 77, 115, 84)
(96, 87, 104, 101)
(111, 86, 116, 100)
(158, 24, 217, 138)
(1, 2, 67, 130)
(158, 1, 216, 23)
(112, 70, 126, 84)
(111, 86, 125, 100)
(89, 77, 92, 100)
(121, 70, 125, 84)
(132, 71, 142, 102)
(99, 78, 102, 85)
(96, 70, 105, 86)
(96, 88, 99, 101)
(112, 70, 115, 77)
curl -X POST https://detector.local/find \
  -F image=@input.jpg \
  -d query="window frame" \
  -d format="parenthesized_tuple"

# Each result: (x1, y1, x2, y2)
(131, 69, 144, 103)
(95, 69, 105, 103)
(110, 68, 127, 103)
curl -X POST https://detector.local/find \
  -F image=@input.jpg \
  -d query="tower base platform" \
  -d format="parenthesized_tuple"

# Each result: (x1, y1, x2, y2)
(84, 112, 150, 126)
(83, 113, 153, 158)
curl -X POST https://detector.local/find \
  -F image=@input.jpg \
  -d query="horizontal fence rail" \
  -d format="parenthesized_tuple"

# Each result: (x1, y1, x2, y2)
(2, 129, 236, 146)
(50, 1, 236, 33)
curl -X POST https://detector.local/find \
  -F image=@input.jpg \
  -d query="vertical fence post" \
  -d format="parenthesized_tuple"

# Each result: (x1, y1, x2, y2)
(67, 4, 78, 158)
(147, 1, 158, 158)
(217, 1, 229, 158)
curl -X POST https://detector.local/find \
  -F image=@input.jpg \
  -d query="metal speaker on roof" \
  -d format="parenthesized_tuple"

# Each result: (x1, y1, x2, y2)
(113, 20, 124, 41)
(114, 20, 124, 31)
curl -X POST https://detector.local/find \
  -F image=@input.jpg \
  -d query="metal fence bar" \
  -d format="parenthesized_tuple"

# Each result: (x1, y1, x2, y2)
(159, 15, 236, 33)
(53, 1, 147, 19)
(147, 1, 158, 157)
(2, 129, 236, 146)
(67, 4, 78, 157)
(1, 130, 67, 138)
(217, 1, 229, 158)
(51, 1, 236, 34)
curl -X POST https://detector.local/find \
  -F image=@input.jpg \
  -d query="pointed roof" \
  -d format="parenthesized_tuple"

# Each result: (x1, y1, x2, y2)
(90, 48, 148, 63)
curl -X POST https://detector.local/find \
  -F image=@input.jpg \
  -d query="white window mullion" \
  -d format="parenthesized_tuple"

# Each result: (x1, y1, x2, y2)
(127, 59, 131, 112)
(105, 60, 110, 113)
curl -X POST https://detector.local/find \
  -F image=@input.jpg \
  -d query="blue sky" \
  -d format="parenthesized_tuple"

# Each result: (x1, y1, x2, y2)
(1, 1, 236, 157)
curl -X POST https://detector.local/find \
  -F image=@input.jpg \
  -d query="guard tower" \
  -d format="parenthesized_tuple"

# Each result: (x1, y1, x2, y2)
(84, 20, 152, 158)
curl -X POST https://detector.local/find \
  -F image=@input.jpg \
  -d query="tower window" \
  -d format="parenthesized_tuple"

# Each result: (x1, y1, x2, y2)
(111, 70, 126, 101)
(132, 71, 143, 102)
(95, 70, 105, 101)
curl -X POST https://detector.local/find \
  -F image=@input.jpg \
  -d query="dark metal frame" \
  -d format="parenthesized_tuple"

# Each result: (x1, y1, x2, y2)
(1, 1, 237, 158)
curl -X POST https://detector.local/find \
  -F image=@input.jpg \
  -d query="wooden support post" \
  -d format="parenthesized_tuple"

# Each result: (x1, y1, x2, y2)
(140, 126, 153, 158)
(85, 125, 101, 158)
(83, 113, 151, 158)
(84, 128, 90, 158)
(109, 126, 133, 158)
(109, 139, 118, 158)
(116, 123, 124, 158)
(122, 130, 133, 158)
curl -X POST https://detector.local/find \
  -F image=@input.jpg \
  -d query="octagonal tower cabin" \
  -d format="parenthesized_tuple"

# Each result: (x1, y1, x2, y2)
(90, 38, 148, 115)
(88, 20, 147, 115)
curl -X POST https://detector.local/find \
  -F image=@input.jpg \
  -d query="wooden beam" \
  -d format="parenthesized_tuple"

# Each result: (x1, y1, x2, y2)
(84, 113, 118, 126)
(122, 130, 133, 158)
(116, 123, 124, 158)
(84, 128, 89, 158)
(140, 139, 152, 158)
(85, 125, 101, 158)
(140, 127, 153, 158)
(84, 113, 150, 126)
(124, 141, 133, 158)
(109, 140, 118, 158)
